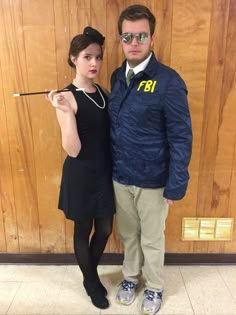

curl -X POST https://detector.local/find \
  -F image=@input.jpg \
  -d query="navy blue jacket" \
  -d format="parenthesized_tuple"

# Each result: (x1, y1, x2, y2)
(108, 54, 192, 200)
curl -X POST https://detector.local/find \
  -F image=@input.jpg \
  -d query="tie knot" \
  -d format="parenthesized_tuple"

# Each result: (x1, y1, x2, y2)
(126, 69, 134, 86)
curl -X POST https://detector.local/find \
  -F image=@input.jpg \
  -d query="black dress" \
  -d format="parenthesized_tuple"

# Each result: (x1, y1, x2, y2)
(58, 83, 116, 222)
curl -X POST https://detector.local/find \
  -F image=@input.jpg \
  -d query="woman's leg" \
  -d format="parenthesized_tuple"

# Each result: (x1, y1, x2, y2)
(90, 215, 113, 268)
(73, 219, 109, 309)
(90, 215, 113, 293)
(73, 219, 94, 281)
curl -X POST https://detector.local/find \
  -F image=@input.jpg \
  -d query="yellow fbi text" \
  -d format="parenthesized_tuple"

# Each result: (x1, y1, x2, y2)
(137, 80, 157, 93)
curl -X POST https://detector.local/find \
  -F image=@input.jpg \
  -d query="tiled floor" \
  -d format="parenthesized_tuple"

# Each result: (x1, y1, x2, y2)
(0, 264, 236, 315)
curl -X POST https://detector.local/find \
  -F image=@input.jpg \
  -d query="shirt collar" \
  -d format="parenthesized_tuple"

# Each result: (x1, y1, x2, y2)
(125, 52, 152, 77)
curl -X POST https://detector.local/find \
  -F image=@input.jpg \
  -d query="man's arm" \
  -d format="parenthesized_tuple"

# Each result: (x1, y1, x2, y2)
(163, 73, 192, 200)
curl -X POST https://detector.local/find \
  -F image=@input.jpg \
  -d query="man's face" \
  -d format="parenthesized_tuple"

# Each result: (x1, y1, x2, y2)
(120, 18, 154, 68)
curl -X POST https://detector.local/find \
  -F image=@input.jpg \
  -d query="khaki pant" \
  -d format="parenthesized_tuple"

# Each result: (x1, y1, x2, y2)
(113, 180, 168, 291)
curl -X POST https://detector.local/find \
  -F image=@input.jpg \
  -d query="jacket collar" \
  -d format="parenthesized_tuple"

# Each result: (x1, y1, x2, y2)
(116, 52, 159, 81)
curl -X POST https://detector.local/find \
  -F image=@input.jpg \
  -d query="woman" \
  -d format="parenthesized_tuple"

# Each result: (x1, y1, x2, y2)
(48, 27, 115, 309)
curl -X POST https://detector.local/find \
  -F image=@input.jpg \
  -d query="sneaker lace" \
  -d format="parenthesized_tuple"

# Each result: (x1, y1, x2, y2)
(121, 280, 136, 291)
(144, 289, 162, 301)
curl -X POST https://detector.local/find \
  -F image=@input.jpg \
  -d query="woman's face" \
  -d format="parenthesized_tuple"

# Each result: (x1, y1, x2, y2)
(72, 43, 103, 79)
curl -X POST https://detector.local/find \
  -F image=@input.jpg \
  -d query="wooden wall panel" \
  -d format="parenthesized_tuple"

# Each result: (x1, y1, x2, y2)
(53, 0, 72, 89)
(0, 0, 40, 252)
(222, 0, 236, 253)
(91, 0, 107, 88)
(106, 0, 125, 86)
(155, 0, 173, 66)
(166, 0, 212, 252)
(22, 1, 66, 253)
(53, 0, 74, 253)
(105, 0, 126, 254)
(194, 0, 230, 253)
(228, 173, 236, 252)
(69, 0, 91, 37)
(0, 0, 236, 255)
(0, 8, 19, 252)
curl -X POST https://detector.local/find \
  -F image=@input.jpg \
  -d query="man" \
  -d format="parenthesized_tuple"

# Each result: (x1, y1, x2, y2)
(108, 4, 192, 315)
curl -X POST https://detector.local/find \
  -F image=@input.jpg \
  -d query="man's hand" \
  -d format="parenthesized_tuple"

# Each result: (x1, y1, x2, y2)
(165, 199, 174, 205)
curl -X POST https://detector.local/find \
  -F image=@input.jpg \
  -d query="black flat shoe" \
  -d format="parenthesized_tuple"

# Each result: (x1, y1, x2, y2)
(83, 279, 109, 309)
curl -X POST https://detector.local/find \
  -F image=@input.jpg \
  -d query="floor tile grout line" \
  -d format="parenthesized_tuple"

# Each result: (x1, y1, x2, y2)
(51, 265, 73, 315)
(5, 281, 23, 315)
(179, 266, 196, 315)
(217, 266, 236, 305)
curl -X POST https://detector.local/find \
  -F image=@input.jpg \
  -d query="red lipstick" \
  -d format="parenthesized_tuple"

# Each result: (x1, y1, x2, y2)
(89, 69, 97, 74)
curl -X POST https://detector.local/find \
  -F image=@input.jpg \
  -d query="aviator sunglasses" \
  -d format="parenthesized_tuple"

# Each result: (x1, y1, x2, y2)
(120, 32, 149, 44)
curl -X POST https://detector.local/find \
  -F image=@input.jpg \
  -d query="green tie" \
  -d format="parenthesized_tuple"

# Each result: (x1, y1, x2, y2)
(126, 69, 134, 86)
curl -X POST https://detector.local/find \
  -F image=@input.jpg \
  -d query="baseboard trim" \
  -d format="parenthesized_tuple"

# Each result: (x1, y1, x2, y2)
(0, 253, 235, 265)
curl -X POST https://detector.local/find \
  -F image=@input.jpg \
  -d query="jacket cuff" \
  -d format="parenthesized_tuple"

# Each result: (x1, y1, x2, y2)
(163, 184, 188, 200)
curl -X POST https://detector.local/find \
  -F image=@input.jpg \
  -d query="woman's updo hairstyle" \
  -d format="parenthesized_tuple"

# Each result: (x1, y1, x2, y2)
(68, 26, 105, 68)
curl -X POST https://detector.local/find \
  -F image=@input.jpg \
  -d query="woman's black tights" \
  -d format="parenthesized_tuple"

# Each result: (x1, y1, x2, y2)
(73, 216, 113, 282)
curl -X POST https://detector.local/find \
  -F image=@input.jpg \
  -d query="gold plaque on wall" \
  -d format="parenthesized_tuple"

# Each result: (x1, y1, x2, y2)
(182, 218, 234, 241)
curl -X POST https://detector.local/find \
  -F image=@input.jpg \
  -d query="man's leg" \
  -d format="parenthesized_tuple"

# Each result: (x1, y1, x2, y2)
(134, 187, 168, 290)
(134, 186, 168, 314)
(113, 181, 142, 304)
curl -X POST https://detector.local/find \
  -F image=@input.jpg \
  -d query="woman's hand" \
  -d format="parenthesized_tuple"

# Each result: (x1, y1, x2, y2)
(47, 90, 72, 113)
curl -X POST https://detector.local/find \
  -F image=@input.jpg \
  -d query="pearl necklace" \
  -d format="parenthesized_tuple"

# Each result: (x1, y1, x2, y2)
(73, 80, 106, 110)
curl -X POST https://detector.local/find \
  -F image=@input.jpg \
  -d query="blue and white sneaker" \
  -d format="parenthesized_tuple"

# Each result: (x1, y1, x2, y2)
(141, 289, 163, 314)
(116, 279, 138, 305)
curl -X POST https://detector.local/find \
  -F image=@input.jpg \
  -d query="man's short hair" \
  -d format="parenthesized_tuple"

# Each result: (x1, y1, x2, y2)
(118, 5, 156, 36)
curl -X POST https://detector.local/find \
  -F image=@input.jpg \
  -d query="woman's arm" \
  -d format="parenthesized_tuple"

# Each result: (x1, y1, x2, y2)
(48, 90, 81, 157)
